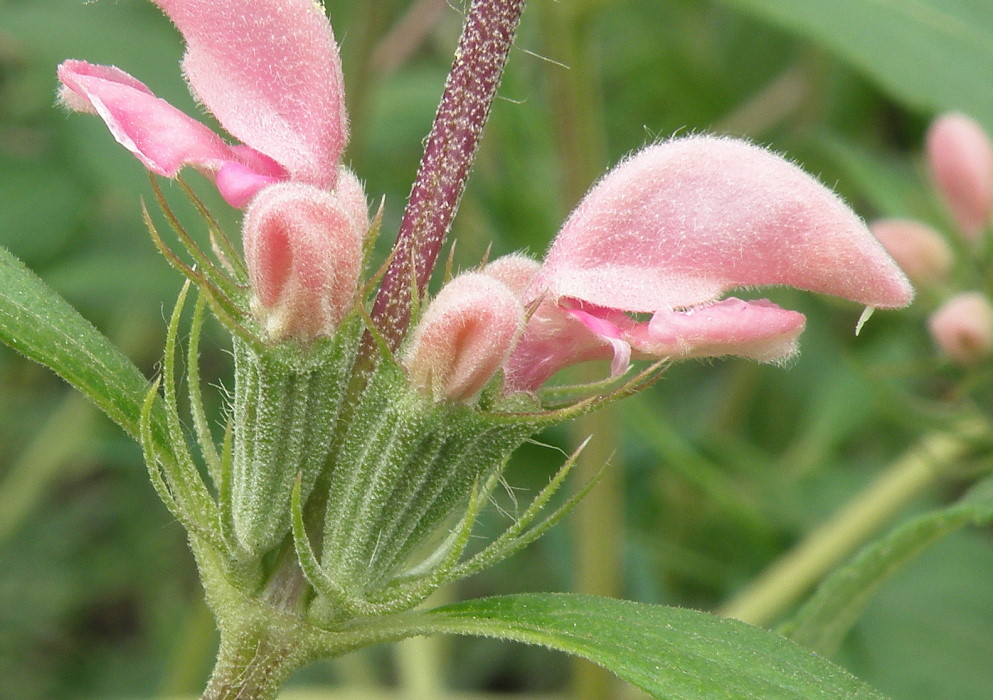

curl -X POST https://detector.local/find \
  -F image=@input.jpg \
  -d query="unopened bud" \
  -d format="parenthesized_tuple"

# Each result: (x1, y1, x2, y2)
(243, 182, 363, 342)
(481, 253, 541, 298)
(333, 166, 371, 236)
(404, 273, 524, 401)
(928, 292, 993, 365)
(926, 112, 993, 240)
(870, 218, 953, 286)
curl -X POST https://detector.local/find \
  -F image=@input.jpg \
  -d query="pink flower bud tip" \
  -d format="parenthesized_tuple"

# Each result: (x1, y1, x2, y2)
(480, 253, 541, 298)
(243, 183, 363, 342)
(870, 218, 953, 286)
(928, 292, 993, 365)
(926, 112, 993, 240)
(404, 273, 525, 402)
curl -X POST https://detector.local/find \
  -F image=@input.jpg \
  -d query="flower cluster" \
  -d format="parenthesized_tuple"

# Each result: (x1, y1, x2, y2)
(872, 112, 993, 365)
(59, 0, 913, 397)
(58, 0, 912, 645)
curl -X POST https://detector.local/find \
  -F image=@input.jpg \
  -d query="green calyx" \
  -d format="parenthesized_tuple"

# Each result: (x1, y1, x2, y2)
(230, 321, 360, 556)
(143, 281, 602, 634)
(137, 179, 663, 645)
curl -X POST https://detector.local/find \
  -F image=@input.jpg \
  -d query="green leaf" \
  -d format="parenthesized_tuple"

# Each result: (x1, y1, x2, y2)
(814, 135, 938, 222)
(388, 593, 887, 699)
(782, 472, 993, 656)
(716, 0, 993, 130)
(0, 245, 175, 462)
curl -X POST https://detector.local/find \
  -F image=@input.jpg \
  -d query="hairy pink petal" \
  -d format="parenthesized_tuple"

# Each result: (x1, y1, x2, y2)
(243, 183, 363, 341)
(59, 60, 289, 207)
(564, 307, 632, 376)
(502, 302, 614, 392)
(215, 162, 286, 208)
(58, 60, 236, 177)
(926, 113, 993, 239)
(332, 166, 370, 236)
(628, 298, 805, 362)
(531, 136, 913, 312)
(503, 297, 805, 392)
(482, 254, 541, 298)
(404, 273, 525, 402)
(153, 0, 348, 190)
(928, 292, 993, 365)
(870, 218, 953, 286)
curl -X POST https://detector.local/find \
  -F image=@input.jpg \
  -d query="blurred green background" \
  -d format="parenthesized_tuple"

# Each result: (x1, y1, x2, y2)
(1, 0, 992, 697)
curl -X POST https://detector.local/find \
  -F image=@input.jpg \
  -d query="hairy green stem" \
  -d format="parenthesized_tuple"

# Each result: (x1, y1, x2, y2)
(201, 625, 300, 700)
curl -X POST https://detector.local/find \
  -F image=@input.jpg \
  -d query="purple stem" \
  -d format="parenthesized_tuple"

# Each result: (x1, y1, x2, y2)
(370, 0, 525, 350)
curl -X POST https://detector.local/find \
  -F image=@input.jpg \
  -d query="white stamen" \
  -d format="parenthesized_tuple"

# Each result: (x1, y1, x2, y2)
(855, 306, 876, 336)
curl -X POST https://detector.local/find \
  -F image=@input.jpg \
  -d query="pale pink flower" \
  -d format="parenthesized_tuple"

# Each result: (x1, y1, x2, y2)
(57, 0, 348, 208)
(928, 292, 993, 365)
(926, 113, 993, 240)
(243, 182, 364, 341)
(870, 218, 954, 287)
(404, 273, 525, 402)
(497, 136, 913, 391)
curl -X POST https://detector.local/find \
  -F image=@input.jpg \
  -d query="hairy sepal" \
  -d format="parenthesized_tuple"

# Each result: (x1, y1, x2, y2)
(230, 316, 363, 556)
(313, 358, 541, 616)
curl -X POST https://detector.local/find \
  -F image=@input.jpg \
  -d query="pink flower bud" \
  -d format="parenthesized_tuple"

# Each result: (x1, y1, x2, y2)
(404, 273, 525, 402)
(243, 182, 363, 341)
(870, 218, 953, 286)
(481, 253, 541, 297)
(333, 166, 371, 236)
(928, 292, 993, 365)
(926, 113, 993, 240)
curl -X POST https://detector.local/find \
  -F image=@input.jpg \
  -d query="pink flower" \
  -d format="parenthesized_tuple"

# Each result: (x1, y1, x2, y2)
(57, 0, 348, 208)
(403, 273, 525, 402)
(242, 181, 366, 342)
(926, 113, 993, 240)
(870, 218, 953, 287)
(493, 136, 914, 391)
(928, 292, 993, 366)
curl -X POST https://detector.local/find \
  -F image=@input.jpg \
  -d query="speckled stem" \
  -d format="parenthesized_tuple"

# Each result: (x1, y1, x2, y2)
(370, 0, 525, 350)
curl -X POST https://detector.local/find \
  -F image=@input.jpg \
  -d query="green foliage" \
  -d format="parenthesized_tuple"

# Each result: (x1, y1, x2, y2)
(783, 468, 993, 656)
(716, 0, 993, 130)
(0, 246, 174, 460)
(411, 593, 888, 699)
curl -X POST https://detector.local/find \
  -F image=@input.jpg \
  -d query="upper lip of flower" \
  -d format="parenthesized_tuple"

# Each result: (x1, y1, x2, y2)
(494, 135, 914, 391)
(56, 0, 349, 208)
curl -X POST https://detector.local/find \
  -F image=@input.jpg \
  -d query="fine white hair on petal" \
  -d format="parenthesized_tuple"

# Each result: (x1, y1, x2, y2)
(531, 135, 913, 314)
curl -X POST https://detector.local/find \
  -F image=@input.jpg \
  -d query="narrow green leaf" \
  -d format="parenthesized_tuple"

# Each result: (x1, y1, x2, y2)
(443, 439, 599, 583)
(782, 472, 993, 656)
(379, 593, 887, 699)
(0, 245, 175, 462)
(187, 292, 222, 485)
(717, 0, 993, 130)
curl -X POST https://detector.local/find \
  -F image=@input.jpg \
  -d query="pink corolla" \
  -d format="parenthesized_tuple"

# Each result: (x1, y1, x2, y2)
(404, 273, 525, 402)
(928, 292, 993, 366)
(57, 0, 348, 209)
(242, 181, 366, 341)
(926, 113, 993, 240)
(485, 136, 913, 392)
